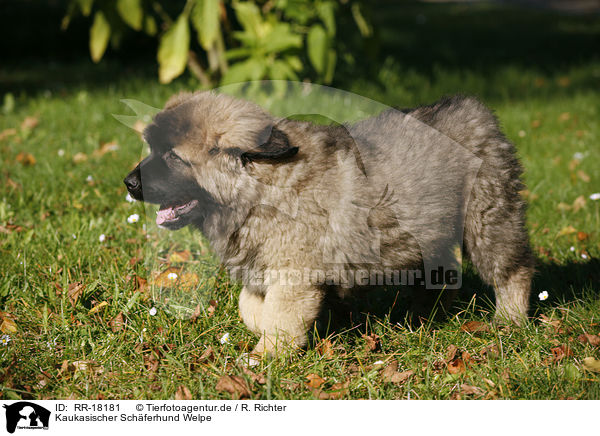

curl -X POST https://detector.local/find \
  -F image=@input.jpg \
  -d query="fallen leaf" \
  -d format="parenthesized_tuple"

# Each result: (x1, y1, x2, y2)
(582, 357, 600, 373)
(572, 195, 586, 212)
(558, 112, 570, 122)
(460, 384, 485, 397)
(150, 267, 199, 291)
(72, 152, 88, 164)
(316, 339, 334, 359)
(281, 380, 300, 391)
(0, 128, 17, 141)
(327, 380, 350, 399)
(362, 333, 381, 352)
(446, 344, 458, 362)
(0, 313, 17, 334)
(240, 366, 266, 385)
(89, 301, 108, 314)
(577, 333, 600, 347)
(21, 116, 39, 131)
(143, 353, 160, 374)
(215, 375, 251, 399)
(551, 344, 573, 362)
(168, 250, 191, 263)
(93, 141, 120, 157)
(381, 359, 414, 383)
(577, 170, 590, 183)
(305, 373, 326, 389)
(67, 282, 85, 306)
(577, 232, 589, 241)
(447, 358, 466, 374)
(109, 312, 125, 332)
(460, 321, 490, 333)
(175, 385, 193, 400)
(199, 346, 214, 362)
(557, 225, 577, 237)
(16, 151, 36, 166)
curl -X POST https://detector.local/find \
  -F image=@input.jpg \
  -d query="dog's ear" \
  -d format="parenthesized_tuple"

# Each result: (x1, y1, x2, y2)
(240, 126, 298, 165)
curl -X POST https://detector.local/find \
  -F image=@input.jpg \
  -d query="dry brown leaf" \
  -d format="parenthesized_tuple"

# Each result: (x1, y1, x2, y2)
(481, 344, 499, 359)
(362, 333, 381, 352)
(0, 314, 17, 334)
(109, 312, 125, 332)
(447, 358, 466, 374)
(577, 232, 589, 241)
(558, 112, 570, 122)
(316, 339, 334, 359)
(381, 359, 414, 383)
(551, 344, 573, 362)
(89, 301, 108, 314)
(446, 344, 458, 362)
(241, 366, 266, 385)
(327, 380, 350, 399)
(577, 170, 590, 183)
(150, 267, 199, 291)
(557, 225, 577, 237)
(93, 141, 119, 157)
(582, 357, 600, 373)
(143, 353, 160, 374)
(168, 250, 191, 263)
(199, 346, 215, 362)
(460, 384, 485, 397)
(572, 195, 586, 212)
(305, 373, 326, 389)
(16, 151, 36, 166)
(577, 334, 600, 347)
(21, 116, 39, 130)
(281, 380, 301, 391)
(175, 385, 193, 400)
(72, 152, 88, 164)
(215, 375, 251, 399)
(0, 128, 17, 141)
(460, 321, 490, 333)
(67, 282, 85, 307)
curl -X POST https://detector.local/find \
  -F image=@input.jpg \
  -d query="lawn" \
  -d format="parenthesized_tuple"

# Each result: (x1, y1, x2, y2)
(1, 2, 599, 400)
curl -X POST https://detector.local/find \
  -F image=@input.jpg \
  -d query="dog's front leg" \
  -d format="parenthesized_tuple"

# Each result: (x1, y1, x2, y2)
(250, 284, 324, 356)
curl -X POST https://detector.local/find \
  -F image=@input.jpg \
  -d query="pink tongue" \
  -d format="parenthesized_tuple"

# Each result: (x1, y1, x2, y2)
(156, 207, 176, 225)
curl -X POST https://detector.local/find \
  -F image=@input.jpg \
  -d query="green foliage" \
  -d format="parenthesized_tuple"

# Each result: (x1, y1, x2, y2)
(62, 0, 370, 85)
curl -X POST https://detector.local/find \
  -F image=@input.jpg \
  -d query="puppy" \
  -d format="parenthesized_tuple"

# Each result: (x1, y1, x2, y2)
(124, 91, 534, 356)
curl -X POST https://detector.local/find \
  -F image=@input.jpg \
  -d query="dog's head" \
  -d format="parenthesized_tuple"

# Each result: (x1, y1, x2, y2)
(123, 91, 299, 229)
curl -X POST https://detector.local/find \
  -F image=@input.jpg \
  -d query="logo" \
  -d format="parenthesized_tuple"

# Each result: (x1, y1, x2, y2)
(2, 402, 50, 434)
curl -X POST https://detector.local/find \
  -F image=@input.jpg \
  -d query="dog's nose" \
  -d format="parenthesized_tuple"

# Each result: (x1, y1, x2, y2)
(124, 175, 140, 191)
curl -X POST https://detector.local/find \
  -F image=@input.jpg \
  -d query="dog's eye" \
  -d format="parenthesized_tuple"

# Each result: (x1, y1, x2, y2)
(166, 150, 183, 162)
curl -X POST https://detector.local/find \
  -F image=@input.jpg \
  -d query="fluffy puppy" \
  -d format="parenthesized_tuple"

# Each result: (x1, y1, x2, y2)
(124, 91, 534, 356)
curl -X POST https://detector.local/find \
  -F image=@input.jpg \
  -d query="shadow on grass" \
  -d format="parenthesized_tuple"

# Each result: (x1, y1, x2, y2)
(315, 257, 600, 339)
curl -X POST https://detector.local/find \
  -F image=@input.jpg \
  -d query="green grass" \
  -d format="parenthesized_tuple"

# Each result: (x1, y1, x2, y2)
(1, 2, 600, 400)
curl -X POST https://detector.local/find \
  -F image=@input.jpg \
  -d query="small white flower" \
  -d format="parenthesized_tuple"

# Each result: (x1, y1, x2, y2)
(573, 152, 585, 160)
(538, 291, 549, 301)
(167, 272, 178, 280)
(86, 175, 93, 183)
(590, 193, 600, 201)
(220, 332, 230, 344)
(149, 307, 157, 316)
(57, 149, 65, 157)
(582, 253, 588, 259)
(125, 193, 136, 203)
(1, 335, 10, 346)
(373, 360, 385, 366)
(72, 234, 77, 239)
(518, 130, 526, 138)
(570, 246, 575, 252)
(98, 234, 106, 242)
(127, 214, 140, 224)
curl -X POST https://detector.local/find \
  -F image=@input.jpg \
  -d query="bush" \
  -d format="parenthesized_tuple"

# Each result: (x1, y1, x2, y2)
(62, 0, 372, 85)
